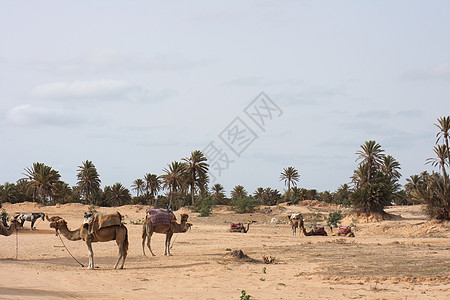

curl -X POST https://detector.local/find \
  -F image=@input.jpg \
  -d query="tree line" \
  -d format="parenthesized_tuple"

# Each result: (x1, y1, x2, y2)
(1, 117, 449, 220)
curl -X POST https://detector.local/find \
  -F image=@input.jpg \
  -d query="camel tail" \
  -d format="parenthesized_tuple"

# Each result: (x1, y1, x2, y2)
(141, 223, 147, 256)
(124, 225, 129, 251)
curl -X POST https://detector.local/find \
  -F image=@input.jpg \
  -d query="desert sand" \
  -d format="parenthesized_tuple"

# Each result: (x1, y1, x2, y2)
(0, 202, 449, 300)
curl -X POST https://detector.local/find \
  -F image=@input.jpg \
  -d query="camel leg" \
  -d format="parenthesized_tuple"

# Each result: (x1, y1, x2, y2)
(86, 240, 94, 270)
(146, 230, 156, 256)
(115, 228, 127, 269)
(165, 232, 173, 256)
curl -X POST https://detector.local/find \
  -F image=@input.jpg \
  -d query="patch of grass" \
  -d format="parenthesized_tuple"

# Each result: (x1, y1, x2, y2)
(240, 290, 251, 300)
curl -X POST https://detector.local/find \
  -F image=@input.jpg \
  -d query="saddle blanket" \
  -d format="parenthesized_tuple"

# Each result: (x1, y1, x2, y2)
(230, 223, 243, 228)
(290, 213, 302, 220)
(147, 209, 175, 226)
(338, 226, 350, 234)
(313, 226, 326, 234)
(88, 212, 122, 234)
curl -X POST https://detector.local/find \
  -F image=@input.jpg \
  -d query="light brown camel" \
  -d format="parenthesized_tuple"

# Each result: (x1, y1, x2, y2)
(50, 217, 128, 269)
(0, 218, 20, 236)
(301, 223, 328, 236)
(142, 213, 191, 256)
(329, 226, 355, 237)
(229, 220, 256, 233)
(288, 214, 304, 236)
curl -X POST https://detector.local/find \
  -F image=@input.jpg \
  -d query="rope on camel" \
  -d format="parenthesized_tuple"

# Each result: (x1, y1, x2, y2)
(15, 227, 18, 260)
(57, 232, 85, 267)
(169, 233, 179, 250)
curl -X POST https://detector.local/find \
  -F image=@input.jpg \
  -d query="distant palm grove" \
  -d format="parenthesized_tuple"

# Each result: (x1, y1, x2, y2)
(1, 117, 449, 220)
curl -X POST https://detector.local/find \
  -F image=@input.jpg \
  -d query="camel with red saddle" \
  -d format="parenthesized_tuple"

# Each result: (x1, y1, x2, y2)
(329, 225, 355, 237)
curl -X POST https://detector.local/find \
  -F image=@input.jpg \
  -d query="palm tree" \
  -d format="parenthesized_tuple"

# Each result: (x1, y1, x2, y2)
(161, 161, 187, 210)
(280, 167, 300, 200)
(132, 178, 145, 197)
(355, 141, 384, 185)
(76, 160, 101, 203)
(211, 183, 226, 204)
(104, 183, 131, 206)
(253, 187, 265, 204)
(381, 155, 401, 181)
(0, 182, 17, 204)
(183, 150, 209, 205)
(231, 185, 247, 200)
(23, 162, 61, 205)
(435, 116, 450, 164)
(144, 173, 161, 197)
(426, 144, 449, 186)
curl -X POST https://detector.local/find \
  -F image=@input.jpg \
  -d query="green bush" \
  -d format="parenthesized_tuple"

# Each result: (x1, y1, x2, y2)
(326, 210, 343, 227)
(192, 195, 215, 217)
(230, 196, 258, 213)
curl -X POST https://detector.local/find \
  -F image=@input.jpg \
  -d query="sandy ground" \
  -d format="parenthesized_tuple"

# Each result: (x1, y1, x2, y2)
(0, 202, 449, 300)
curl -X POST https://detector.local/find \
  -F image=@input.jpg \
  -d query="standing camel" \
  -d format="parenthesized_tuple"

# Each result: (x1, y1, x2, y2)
(0, 218, 20, 236)
(288, 213, 303, 236)
(50, 216, 128, 269)
(142, 213, 191, 256)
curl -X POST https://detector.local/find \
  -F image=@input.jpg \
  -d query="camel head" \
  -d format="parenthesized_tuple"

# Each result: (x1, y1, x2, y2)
(180, 214, 189, 223)
(49, 218, 67, 231)
(10, 218, 21, 228)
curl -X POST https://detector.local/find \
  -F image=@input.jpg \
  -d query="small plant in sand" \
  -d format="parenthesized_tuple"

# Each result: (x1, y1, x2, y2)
(262, 267, 266, 274)
(130, 218, 145, 225)
(240, 290, 251, 300)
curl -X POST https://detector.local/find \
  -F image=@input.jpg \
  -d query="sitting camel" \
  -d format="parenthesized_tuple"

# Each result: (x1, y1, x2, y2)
(329, 226, 355, 237)
(229, 220, 256, 233)
(288, 213, 303, 236)
(301, 223, 328, 236)
(0, 218, 20, 236)
(49, 215, 128, 269)
(142, 212, 191, 256)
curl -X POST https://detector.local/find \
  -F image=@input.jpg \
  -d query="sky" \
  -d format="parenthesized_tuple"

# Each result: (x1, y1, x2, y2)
(1, 1, 449, 197)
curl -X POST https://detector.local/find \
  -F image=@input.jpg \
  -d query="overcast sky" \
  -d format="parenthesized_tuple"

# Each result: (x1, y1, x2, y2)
(1, 1, 449, 197)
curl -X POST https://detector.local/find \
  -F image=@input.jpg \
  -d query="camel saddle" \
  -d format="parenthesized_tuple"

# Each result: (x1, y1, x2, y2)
(146, 209, 175, 226)
(87, 212, 122, 235)
(338, 226, 351, 235)
(313, 226, 326, 234)
(230, 223, 243, 228)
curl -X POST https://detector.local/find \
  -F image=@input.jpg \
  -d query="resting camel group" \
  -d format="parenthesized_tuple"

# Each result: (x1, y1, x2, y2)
(287, 213, 355, 237)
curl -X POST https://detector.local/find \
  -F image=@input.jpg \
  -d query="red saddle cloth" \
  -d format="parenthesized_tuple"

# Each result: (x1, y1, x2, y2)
(313, 226, 326, 234)
(338, 226, 350, 234)
(147, 209, 175, 226)
(231, 223, 243, 228)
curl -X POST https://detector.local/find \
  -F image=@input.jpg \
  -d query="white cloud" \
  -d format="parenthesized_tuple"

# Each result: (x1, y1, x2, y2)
(6, 104, 80, 126)
(30, 79, 135, 100)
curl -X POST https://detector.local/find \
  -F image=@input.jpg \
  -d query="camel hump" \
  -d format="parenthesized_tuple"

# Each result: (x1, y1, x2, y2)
(147, 209, 175, 226)
(87, 212, 122, 234)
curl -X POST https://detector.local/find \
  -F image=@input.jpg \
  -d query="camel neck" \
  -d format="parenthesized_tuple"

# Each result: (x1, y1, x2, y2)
(59, 224, 82, 241)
